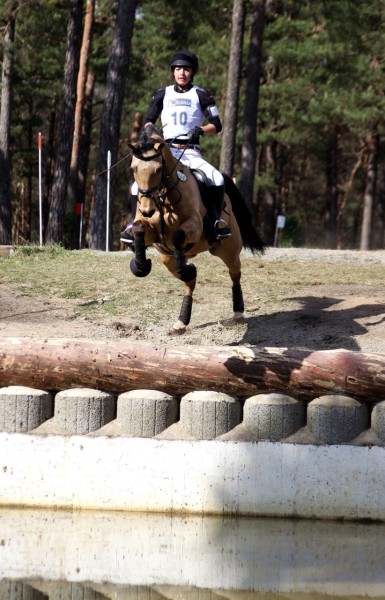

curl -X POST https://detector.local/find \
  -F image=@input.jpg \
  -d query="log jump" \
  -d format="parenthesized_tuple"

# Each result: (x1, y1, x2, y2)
(1, 337, 385, 401)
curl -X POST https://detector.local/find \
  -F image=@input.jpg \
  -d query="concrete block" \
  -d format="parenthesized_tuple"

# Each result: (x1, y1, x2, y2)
(243, 393, 305, 441)
(370, 400, 385, 440)
(180, 391, 241, 440)
(116, 389, 178, 437)
(54, 388, 115, 434)
(0, 580, 45, 599)
(308, 395, 369, 444)
(0, 385, 53, 433)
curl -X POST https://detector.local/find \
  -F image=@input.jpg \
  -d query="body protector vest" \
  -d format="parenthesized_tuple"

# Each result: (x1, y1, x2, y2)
(161, 85, 204, 141)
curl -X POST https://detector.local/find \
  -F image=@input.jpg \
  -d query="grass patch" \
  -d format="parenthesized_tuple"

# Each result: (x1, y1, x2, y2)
(1, 246, 385, 325)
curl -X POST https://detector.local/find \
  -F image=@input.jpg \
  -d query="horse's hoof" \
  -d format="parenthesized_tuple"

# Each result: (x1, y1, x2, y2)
(179, 263, 197, 282)
(130, 257, 152, 277)
(170, 320, 187, 335)
(233, 312, 245, 321)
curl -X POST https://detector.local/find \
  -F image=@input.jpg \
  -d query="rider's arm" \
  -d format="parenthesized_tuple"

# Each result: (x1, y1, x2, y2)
(196, 87, 223, 135)
(143, 88, 165, 125)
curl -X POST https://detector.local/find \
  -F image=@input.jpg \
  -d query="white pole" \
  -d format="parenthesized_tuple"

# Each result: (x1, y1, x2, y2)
(79, 203, 83, 249)
(106, 150, 111, 252)
(38, 132, 43, 246)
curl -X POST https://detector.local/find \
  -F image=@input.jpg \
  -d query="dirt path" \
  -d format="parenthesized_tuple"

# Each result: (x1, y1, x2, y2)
(1, 247, 385, 354)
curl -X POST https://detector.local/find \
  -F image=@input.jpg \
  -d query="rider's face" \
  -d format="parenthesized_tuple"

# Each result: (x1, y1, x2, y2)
(173, 66, 193, 88)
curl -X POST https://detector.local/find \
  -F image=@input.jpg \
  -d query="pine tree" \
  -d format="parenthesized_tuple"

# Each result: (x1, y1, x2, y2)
(219, 0, 245, 177)
(67, 0, 95, 249)
(46, 0, 83, 244)
(89, 0, 138, 250)
(0, 3, 16, 244)
(238, 0, 266, 211)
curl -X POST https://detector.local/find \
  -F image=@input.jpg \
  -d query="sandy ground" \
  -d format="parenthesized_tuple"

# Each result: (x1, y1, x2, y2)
(1, 247, 385, 355)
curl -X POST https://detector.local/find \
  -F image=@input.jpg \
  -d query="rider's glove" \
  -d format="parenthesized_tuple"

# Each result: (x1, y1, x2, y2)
(187, 126, 204, 144)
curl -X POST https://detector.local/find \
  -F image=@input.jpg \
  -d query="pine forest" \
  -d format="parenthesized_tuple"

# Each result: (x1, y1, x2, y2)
(1, 0, 385, 250)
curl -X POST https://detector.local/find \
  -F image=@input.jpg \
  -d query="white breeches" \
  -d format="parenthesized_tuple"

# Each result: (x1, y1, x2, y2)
(131, 147, 223, 195)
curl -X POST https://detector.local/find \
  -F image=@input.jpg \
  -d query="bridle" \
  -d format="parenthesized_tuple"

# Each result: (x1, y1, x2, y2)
(133, 146, 183, 209)
(131, 138, 196, 254)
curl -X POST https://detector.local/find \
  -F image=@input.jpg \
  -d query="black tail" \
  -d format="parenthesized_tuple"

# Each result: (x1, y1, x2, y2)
(223, 173, 266, 255)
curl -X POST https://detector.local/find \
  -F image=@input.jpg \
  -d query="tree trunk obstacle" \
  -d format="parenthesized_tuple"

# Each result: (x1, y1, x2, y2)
(1, 338, 385, 402)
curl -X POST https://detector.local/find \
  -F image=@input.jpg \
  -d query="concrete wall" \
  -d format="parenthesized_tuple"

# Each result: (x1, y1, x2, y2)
(1, 384, 385, 520)
(1, 508, 385, 598)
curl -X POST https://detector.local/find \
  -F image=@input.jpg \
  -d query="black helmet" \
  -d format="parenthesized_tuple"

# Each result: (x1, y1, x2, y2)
(170, 50, 199, 74)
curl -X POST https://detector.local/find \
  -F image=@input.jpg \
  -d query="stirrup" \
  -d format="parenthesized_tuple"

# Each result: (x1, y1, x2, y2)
(120, 224, 134, 247)
(214, 219, 231, 240)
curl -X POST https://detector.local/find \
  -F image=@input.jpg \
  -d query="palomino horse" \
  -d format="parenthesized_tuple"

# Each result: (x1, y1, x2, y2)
(128, 124, 265, 333)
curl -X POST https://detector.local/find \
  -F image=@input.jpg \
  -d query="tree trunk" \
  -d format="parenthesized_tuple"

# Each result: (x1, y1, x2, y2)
(77, 70, 95, 247)
(67, 0, 95, 230)
(237, 0, 266, 209)
(360, 131, 379, 250)
(324, 129, 339, 249)
(373, 162, 385, 249)
(1, 338, 385, 402)
(262, 141, 276, 245)
(46, 0, 83, 244)
(44, 100, 59, 241)
(219, 0, 245, 176)
(89, 0, 138, 250)
(0, 13, 15, 245)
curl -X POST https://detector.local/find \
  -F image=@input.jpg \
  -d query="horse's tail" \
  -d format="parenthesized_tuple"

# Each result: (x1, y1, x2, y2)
(223, 173, 266, 255)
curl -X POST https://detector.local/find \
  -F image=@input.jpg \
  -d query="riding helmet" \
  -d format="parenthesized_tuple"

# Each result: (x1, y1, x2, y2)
(170, 50, 199, 74)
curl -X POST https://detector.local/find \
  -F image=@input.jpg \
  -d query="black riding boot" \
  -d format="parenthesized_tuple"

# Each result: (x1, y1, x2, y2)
(120, 194, 138, 247)
(210, 185, 231, 240)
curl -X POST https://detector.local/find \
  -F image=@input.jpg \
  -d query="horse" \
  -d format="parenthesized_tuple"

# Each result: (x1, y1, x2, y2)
(127, 124, 265, 334)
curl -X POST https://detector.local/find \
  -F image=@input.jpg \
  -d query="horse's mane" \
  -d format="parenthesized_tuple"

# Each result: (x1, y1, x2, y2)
(136, 124, 164, 152)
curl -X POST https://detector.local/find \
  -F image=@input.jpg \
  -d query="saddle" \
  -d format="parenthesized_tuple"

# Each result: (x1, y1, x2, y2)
(191, 168, 211, 206)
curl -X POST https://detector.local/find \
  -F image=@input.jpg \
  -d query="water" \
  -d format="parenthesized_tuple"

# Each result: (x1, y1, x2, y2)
(1, 507, 385, 598)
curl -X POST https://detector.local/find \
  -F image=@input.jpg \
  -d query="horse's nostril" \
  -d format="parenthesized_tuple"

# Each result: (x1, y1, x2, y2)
(141, 209, 156, 218)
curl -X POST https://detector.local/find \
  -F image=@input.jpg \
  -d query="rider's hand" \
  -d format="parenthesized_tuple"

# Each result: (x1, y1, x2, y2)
(187, 127, 204, 144)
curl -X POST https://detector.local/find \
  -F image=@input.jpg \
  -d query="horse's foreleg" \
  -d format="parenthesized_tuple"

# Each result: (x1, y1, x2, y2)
(172, 280, 196, 334)
(172, 230, 197, 282)
(130, 221, 152, 277)
(159, 241, 197, 335)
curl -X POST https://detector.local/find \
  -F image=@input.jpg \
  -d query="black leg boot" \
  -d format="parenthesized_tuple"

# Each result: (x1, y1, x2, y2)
(120, 195, 138, 247)
(210, 185, 231, 240)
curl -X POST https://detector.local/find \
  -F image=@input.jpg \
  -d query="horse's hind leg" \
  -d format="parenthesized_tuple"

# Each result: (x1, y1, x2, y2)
(232, 280, 245, 317)
(227, 260, 244, 319)
(210, 237, 245, 320)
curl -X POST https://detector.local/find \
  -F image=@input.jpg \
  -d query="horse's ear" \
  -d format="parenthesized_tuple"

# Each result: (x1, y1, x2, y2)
(128, 143, 143, 158)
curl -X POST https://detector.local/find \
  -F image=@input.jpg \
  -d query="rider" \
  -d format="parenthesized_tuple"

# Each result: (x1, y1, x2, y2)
(120, 49, 231, 245)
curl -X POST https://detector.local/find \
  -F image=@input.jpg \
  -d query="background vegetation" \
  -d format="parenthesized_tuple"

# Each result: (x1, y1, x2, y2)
(1, 0, 385, 251)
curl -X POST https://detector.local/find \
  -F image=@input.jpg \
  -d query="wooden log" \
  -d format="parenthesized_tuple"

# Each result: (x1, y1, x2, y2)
(1, 337, 385, 401)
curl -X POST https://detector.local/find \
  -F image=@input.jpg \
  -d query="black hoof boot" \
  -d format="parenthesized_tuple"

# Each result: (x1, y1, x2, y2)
(130, 257, 152, 277)
(232, 283, 244, 313)
(179, 263, 197, 282)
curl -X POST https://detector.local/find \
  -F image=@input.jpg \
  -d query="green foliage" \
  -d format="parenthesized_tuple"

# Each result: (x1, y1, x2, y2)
(5, 0, 385, 249)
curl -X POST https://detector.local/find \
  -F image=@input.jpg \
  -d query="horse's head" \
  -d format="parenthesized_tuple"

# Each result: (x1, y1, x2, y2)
(128, 125, 169, 219)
